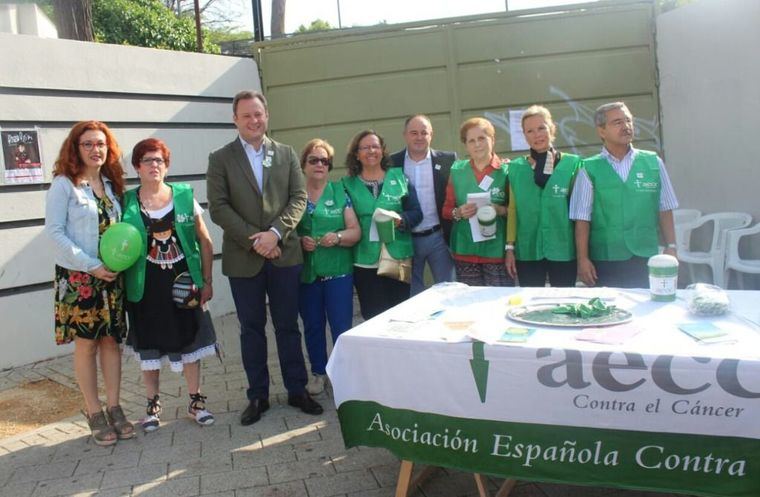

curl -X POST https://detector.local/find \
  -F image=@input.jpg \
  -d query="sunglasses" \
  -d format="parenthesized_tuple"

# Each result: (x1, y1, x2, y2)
(307, 157, 332, 166)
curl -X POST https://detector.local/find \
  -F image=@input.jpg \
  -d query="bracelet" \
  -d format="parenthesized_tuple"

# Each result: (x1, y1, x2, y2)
(505, 244, 515, 251)
(666, 243, 677, 249)
(452, 207, 461, 221)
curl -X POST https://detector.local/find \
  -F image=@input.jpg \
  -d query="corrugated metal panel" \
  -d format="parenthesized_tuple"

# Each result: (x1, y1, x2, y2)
(256, 0, 659, 171)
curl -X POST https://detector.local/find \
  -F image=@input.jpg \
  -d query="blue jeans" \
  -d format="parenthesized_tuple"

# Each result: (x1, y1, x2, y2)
(229, 262, 307, 400)
(410, 230, 455, 296)
(298, 274, 354, 375)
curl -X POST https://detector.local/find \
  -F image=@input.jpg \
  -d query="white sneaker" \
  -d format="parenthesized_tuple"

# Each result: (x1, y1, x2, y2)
(306, 374, 326, 395)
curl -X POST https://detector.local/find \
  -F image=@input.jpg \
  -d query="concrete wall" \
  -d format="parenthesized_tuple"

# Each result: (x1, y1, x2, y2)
(0, 33, 259, 368)
(657, 0, 760, 268)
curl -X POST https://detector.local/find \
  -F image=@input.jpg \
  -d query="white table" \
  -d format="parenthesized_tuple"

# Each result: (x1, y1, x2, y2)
(327, 286, 760, 497)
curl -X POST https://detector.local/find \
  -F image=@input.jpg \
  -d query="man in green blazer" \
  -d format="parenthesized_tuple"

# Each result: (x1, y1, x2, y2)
(207, 90, 323, 425)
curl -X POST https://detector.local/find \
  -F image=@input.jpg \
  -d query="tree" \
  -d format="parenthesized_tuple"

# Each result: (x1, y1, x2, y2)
(271, 0, 286, 38)
(295, 19, 332, 34)
(52, 0, 94, 41)
(91, 0, 219, 52)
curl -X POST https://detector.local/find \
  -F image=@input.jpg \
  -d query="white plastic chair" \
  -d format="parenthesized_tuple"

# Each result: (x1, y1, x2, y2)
(673, 209, 702, 253)
(724, 222, 760, 289)
(677, 212, 752, 288)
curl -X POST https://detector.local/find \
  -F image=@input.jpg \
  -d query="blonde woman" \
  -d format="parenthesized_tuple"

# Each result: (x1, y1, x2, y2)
(505, 105, 581, 287)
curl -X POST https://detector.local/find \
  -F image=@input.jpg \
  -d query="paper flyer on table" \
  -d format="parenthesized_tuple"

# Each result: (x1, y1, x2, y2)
(467, 192, 494, 242)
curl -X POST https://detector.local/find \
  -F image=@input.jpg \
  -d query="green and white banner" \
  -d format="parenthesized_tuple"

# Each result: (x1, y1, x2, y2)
(337, 400, 759, 497)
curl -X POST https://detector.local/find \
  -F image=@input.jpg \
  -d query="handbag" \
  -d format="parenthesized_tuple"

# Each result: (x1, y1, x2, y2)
(172, 271, 201, 309)
(377, 243, 412, 284)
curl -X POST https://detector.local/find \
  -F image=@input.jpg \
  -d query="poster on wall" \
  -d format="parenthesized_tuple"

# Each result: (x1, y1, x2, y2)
(1, 128, 45, 185)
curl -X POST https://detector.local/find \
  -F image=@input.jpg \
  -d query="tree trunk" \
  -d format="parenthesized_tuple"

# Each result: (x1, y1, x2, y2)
(271, 0, 286, 39)
(52, 0, 94, 41)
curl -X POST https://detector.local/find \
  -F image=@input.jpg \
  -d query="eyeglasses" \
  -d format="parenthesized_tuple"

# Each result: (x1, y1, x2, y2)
(307, 157, 332, 166)
(140, 157, 166, 166)
(79, 141, 107, 151)
(358, 144, 382, 152)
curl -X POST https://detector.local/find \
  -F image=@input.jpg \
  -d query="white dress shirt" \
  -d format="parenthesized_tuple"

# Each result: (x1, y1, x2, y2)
(403, 149, 439, 232)
(569, 146, 679, 221)
(240, 136, 265, 192)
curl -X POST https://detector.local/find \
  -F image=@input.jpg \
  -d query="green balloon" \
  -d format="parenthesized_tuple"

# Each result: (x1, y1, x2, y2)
(99, 222, 142, 271)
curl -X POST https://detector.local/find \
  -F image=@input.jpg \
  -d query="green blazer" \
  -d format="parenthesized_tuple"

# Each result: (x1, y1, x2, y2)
(206, 135, 307, 277)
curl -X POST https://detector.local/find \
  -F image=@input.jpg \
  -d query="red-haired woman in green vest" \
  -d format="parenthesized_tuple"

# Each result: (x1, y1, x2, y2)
(504, 105, 580, 287)
(442, 118, 512, 286)
(122, 138, 217, 433)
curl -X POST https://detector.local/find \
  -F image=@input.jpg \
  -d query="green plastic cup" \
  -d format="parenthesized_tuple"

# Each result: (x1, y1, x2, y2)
(375, 212, 396, 243)
(648, 254, 679, 301)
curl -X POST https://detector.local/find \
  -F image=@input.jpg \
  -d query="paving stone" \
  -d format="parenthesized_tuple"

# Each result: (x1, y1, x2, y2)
(234, 480, 308, 497)
(347, 488, 397, 497)
(368, 463, 404, 488)
(267, 456, 337, 484)
(168, 455, 234, 479)
(331, 447, 399, 473)
(101, 463, 167, 490)
(168, 424, 230, 445)
(197, 492, 233, 497)
(138, 441, 201, 466)
(231, 443, 296, 469)
(199, 467, 268, 493)
(132, 476, 200, 497)
(303, 469, 379, 497)
(73, 451, 140, 476)
(0, 480, 36, 497)
(293, 437, 357, 461)
(69, 487, 132, 497)
(9, 460, 77, 484)
(31, 472, 103, 497)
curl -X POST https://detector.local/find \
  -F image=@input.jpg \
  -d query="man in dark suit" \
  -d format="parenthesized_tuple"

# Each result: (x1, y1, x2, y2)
(207, 90, 322, 426)
(391, 114, 457, 295)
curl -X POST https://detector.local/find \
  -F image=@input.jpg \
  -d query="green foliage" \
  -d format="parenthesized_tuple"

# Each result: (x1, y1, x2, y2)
(206, 29, 254, 46)
(92, 0, 219, 53)
(295, 19, 333, 34)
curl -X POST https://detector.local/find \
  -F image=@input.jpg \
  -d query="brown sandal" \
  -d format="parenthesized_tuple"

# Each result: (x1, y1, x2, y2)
(106, 405, 135, 440)
(83, 409, 117, 446)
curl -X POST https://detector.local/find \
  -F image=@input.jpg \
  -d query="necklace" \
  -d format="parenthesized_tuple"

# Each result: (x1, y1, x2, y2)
(139, 185, 170, 211)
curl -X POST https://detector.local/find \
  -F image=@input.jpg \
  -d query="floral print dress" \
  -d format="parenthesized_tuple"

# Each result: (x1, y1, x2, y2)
(53, 194, 127, 345)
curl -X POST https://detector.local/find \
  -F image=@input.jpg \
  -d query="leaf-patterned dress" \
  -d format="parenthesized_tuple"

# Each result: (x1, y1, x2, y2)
(53, 194, 127, 345)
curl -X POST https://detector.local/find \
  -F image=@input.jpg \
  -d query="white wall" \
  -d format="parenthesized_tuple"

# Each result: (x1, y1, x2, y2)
(657, 0, 760, 252)
(0, 4, 58, 37)
(0, 33, 260, 368)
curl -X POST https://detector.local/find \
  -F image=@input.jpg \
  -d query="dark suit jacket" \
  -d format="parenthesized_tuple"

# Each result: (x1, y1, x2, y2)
(206, 135, 307, 277)
(390, 148, 457, 243)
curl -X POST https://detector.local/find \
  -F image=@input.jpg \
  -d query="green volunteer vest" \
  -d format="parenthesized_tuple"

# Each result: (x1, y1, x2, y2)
(122, 183, 203, 302)
(508, 154, 579, 261)
(342, 168, 413, 265)
(297, 181, 354, 283)
(449, 159, 508, 259)
(585, 151, 661, 261)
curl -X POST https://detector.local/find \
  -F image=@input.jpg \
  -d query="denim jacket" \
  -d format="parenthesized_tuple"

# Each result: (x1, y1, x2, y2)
(44, 175, 122, 272)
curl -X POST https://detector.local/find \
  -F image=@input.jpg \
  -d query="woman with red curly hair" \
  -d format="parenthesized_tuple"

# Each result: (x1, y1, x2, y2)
(44, 121, 133, 446)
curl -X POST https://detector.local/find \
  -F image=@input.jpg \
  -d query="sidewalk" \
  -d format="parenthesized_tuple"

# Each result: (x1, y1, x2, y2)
(0, 309, 687, 497)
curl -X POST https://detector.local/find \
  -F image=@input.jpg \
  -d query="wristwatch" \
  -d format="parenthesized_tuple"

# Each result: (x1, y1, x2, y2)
(336, 231, 343, 245)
